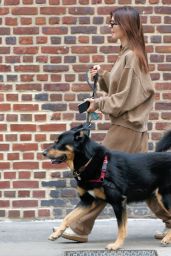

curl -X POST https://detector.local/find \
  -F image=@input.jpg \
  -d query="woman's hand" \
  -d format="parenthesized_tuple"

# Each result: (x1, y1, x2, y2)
(86, 64, 102, 112)
(90, 65, 101, 80)
(85, 98, 97, 113)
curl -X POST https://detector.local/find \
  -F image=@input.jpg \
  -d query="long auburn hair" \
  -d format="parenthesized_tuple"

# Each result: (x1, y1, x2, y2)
(111, 6, 149, 73)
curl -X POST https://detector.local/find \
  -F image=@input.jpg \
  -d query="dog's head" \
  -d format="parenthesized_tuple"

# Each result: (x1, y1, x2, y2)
(43, 123, 91, 170)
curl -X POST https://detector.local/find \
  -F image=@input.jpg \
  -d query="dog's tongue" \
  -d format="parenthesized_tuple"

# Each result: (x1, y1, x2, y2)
(51, 155, 66, 164)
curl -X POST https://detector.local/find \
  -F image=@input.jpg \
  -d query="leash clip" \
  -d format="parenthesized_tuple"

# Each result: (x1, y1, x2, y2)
(73, 170, 81, 180)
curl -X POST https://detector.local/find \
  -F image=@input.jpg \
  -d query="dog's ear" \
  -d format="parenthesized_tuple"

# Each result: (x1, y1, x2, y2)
(74, 130, 85, 141)
(74, 124, 91, 141)
(74, 130, 89, 141)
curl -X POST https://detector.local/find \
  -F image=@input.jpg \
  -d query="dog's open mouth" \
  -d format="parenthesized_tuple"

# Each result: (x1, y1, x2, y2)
(51, 154, 67, 164)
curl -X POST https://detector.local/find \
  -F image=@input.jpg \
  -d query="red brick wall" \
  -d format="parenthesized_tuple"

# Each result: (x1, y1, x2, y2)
(0, 0, 171, 219)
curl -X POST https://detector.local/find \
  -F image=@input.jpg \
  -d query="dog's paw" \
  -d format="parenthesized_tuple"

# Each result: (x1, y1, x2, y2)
(106, 242, 121, 251)
(161, 236, 171, 246)
(48, 230, 62, 241)
(161, 238, 168, 246)
(52, 227, 57, 232)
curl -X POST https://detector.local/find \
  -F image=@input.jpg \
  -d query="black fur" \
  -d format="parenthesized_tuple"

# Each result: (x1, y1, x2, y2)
(43, 124, 171, 249)
(156, 130, 171, 152)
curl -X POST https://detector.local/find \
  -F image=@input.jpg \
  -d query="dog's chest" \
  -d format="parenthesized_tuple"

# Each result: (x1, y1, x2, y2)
(77, 186, 106, 200)
(88, 188, 106, 200)
(88, 190, 96, 197)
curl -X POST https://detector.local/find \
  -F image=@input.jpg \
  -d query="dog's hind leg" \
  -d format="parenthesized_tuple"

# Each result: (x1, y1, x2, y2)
(161, 229, 171, 246)
(106, 197, 127, 251)
(155, 189, 171, 215)
(162, 193, 171, 214)
(157, 191, 171, 246)
(48, 201, 97, 241)
(150, 190, 171, 246)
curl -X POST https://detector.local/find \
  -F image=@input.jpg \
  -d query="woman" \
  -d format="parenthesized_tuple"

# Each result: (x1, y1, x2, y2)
(61, 6, 171, 242)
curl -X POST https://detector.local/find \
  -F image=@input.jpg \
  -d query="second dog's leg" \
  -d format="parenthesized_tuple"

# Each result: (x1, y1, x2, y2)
(161, 229, 171, 245)
(48, 202, 97, 241)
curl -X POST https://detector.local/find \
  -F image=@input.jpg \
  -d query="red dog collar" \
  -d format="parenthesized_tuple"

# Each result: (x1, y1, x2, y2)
(89, 155, 108, 183)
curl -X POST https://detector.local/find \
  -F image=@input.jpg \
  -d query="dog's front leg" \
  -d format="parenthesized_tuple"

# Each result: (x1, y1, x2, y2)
(161, 229, 171, 246)
(48, 201, 97, 241)
(106, 197, 127, 250)
(48, 206, 81, 241)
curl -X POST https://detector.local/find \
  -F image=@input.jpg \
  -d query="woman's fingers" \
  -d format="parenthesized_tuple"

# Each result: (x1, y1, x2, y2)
(93, 65, 100, 70)
(90, 68, 98, 80)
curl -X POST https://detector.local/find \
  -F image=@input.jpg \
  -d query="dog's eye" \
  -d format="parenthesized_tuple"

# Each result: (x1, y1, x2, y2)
(61, 145, 70, 151)
(61, 145, 67, 150)
(53, 143, 66, 151)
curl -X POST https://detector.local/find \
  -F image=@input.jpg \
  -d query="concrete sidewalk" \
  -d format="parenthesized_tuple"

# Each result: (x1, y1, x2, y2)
(0, 219, 170, 256)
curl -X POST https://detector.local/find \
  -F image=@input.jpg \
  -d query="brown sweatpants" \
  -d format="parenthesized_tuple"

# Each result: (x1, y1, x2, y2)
(70, 124, 171, 235)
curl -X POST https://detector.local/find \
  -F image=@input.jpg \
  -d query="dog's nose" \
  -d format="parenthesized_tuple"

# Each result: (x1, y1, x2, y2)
(43, 150, 47, 157)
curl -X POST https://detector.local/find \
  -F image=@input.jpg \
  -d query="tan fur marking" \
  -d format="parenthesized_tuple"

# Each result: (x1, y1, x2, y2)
(65, 160, 74, 170)
(77, 186, 86, 197)
(93, 188, 106, 200)
(66, 145, 73, 152)
(155, 189, 170, 214)
(65, 145, 74, 160)
(161, 229, 171, 245)
(106, 204, 127, 250)
(48, 146, 75, 171)
(48, 149, 61, 158)
(65, 145, 74, 170)
(117, 210, 128, 243)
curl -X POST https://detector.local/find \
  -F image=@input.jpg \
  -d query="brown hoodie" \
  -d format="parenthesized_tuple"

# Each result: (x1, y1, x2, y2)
(94, 47, 155, 132)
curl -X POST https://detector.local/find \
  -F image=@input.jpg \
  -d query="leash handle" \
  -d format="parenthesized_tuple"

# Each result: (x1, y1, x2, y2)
(92, 73, 98, 98)
(86, 112, 91, 124)
(85, 70, 99, 98)
(85, 69, 99, 132)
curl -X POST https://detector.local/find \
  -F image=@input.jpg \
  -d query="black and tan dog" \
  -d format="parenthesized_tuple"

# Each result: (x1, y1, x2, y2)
(43, 124, 171, 250)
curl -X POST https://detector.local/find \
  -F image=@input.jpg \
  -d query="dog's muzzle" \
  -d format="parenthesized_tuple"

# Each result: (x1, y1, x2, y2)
(51, 154, 67, 164)
(43, 150, 48, 157)
(43, 150, 67, 164)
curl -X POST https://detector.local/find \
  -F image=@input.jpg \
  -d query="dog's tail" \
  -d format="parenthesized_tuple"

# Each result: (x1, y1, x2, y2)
(156, 130, 171, 152)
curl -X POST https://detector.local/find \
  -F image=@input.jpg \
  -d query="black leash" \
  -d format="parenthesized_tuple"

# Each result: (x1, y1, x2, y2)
(85, 71, 99, 125)
(85, 71, 98, 98)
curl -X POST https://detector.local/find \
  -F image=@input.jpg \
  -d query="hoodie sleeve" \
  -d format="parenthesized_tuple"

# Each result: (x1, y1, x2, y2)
(94, 67, 150, 117)
(98, 71, 110, 93)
